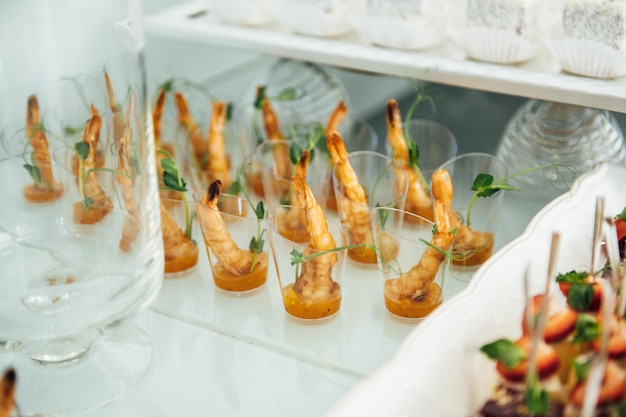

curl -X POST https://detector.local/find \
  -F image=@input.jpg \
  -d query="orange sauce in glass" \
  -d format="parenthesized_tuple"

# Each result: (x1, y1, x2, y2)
(348, 246, 378, 264)
(282, 283, 341, 320)
(23, 183, 64, 203)
(383, 281, 443, 319)
(211, 253, 268, 292)
(451, 241, 494, 267)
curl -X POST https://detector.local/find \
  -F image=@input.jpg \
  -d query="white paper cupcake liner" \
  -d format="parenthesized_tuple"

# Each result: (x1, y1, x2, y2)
(207, 0, 275, 26)
(545, 38, 626, 80)
(448, 27, 538, 65)
(273, 3, 354, 38)
(349, 14, 446, 50)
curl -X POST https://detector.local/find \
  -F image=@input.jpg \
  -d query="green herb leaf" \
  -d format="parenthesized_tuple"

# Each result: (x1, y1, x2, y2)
(249, 235, 265, 254)
(289, 142, 302, 165)
(376, 206, 390, 228)
(162, 171, 187, 192)
(23, 163, 42, 184)
(479, 338, 526, 368)
(407, 139, 420, 168)
(275, 87, 297, 101)
(254, 201, 265, 220)
(160, 157, 187, 192)
(290, 248, 306, 266)
(83, 196, 94, 209)
(556, 270, 589, 284)
(226, 102, 233, 121)
(471, 173, 494, 191)
(254, 86, 267, 109)
(572, 314, 600, 344)
(524, 382, 550, 416)
(280, 196, 292, 206)
(74, 141, 89, 160)
(226, 180, 242, 195)
(568, 283, 595, 311)
(572, 358, 590, 382)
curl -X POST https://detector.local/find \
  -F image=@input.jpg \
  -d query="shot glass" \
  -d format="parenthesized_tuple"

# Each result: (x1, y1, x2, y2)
(267, 205, 349, 323)
(406, 119, 458, 183)
(435, 153, 508, 269)
(332, 150, 408, 265)
(255, 139, 331, 209)
(323, 117, 379, 212)
(160, 194, 199, 278)
(195, 190, 269, 295)
(370, 206, 450, 322)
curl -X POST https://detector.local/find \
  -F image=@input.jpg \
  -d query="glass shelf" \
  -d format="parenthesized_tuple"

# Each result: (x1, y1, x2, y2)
(144, 1, 626, 114)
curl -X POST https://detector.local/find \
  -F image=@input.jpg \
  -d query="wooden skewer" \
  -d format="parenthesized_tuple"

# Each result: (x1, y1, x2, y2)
(590, 196, 606, 275)
(525, 232, 560, 390)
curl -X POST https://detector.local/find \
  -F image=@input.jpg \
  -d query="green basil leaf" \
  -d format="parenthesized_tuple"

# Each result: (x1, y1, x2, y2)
(568, 283, 594, 311)
(572, 314, 600, 344)
(572, 358, 590, 383)
(479, 338, 526, 368)
(525, 383, 550, 416)
(556, 270, 589, 284)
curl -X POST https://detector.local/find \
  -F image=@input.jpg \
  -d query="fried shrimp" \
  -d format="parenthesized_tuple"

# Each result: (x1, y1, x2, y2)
(326, 132, 376, 263)
(72, 104, 113, 225)
(151, 88, 176, 157)
(385, 201, 452, 299)
(260, 93, 291, 179)
(160, 201, 198, 274)
(386, 99, 433, 222)
(0, 368, 16, 417)
(278, 176, 342, 320)
(117, 95, 143, 252)
(23, 95, 64, 203)
(325, 100, 348, 136)
(206, 100, 232, 187)
(198, 180, 267, 276)
(431, 168, 495, 267)
(277, 150, 311, 243)
(292, 175, 339, 300)
(104, 71, 124, 146)
(174, 91, 205, 168)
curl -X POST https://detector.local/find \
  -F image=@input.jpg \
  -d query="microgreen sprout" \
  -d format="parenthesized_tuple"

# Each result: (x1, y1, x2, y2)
(402, 86, 437, 193)
(466, 161, 575, 227)
(226, 163, 266, 272)
(157, 149, 194, 239)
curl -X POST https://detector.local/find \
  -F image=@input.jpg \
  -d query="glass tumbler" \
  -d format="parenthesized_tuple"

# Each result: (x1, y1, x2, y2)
(0, 1, 163, 415)
(370, 207, 449, 322)
(436, 153, 508, 270)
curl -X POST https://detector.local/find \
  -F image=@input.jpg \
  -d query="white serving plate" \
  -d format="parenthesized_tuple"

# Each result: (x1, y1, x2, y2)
(324, 162, 626, 417)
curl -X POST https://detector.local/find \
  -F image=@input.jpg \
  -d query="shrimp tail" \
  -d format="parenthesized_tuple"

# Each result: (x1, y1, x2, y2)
(152, 89, 166, 149)
(386, 99, 409, 163)
(325, 100, 348, 136)
(295, 149, 311, 179)
(207, 179, 222, 206)
(0, 368, 16, 417)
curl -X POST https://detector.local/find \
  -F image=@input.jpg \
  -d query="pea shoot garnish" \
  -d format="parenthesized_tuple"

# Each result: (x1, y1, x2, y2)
(158, 150, 194, 240)
(466, 161, 574, 227)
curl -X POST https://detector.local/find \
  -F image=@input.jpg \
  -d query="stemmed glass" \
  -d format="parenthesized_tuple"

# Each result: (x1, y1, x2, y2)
(0, 0, 163, 415)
